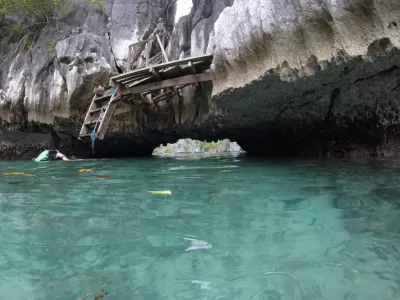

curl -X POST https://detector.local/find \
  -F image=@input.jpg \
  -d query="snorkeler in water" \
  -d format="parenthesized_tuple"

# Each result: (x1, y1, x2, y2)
(33, 149, 83, 162)
(56, 152, 84, 161)
(56, 152, 71, 161)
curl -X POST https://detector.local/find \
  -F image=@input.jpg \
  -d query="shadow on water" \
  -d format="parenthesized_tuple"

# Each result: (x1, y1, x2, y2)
(0, 154, 400, 299)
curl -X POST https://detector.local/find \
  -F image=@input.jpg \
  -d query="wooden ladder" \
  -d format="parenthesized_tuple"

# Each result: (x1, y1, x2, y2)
(79, 85, 121, 141)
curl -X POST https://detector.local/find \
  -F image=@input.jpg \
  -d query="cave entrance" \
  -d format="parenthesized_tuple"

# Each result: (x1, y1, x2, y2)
(152, 138, 245, 156)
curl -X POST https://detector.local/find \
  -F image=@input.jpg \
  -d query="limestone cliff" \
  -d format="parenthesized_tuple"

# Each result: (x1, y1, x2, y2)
(209, 0, 400, 156)
(153, 138, 243, 155)
(1, 0, 400, 159)
(0, 0, 178, 158)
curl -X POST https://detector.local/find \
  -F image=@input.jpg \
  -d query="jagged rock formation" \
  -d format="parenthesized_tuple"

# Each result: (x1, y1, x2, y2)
(0, 0, 177, 159)
(208, 0, 400, 156)
(1, 0, 400, 159)
(153, 138, 243, 155)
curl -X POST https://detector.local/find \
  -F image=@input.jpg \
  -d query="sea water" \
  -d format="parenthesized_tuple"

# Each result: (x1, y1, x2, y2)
(0, 155, 400, 299)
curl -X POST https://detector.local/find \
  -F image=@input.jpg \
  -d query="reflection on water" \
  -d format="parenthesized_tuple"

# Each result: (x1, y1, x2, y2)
(1, 155, 400, 299)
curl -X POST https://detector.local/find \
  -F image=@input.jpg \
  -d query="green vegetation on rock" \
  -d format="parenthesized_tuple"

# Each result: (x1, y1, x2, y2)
(0, 0, 105, 50)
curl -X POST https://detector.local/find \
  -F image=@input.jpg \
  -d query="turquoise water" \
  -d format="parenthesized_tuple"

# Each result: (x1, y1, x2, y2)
(1, 155, 400, 299)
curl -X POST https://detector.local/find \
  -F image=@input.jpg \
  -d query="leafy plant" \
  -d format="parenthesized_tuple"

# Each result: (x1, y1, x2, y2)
(45, 41, 56, 53)
(0, 0, 105, 66)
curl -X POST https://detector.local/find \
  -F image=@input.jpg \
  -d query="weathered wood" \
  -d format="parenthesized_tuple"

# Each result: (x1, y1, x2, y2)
(120, 74, 151, 85)
(79, 94, 98, 136)
(124, 75, 154, 88)
(93, 94, 112, 103)
(122, 72, 211, 97)
(145, 38, 153, 67)
(176, 83, 193, 90)
(149, 66, 161, 80)
(96, 85, 121, 139)
(127, 45, 132, 72)
(152, 90, 173, 101)
(127, 32, 165, 49)
(110, 54, 213, 85)
(156, 34, 169, 63)
(188, 61, 196, 74)
(89, 106, 107, 114)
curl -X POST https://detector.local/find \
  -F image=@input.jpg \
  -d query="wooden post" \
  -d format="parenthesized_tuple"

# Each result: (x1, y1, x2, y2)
(145, 38, 154, 67)
(123, 72, 211, 96)
(156, 34, 169, 63)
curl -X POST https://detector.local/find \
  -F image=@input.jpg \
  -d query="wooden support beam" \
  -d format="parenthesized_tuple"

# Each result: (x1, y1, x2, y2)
(127, 32, 165, 49)
(188, 61, 196, 74)
(110, 54, 213, 85)
(96, 84, 121, 140)
(120, 74, 151, 85)
(177, 83, 193, 90)
(152, 90, 173, 101)
(122, 72, 211, 97)
(93, 94, 112, 103)
(154, 96, 172, 103)
(124, 75, 155, 88)
(149, 66, 161, 80)
(145, 38, 154, 67)
(156, 34, 169, 63)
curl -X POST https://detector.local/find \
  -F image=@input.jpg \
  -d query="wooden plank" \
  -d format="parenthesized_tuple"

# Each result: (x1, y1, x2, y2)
(121, 72, 211, 96)
(127, 45, 132, 72)
(188, 61, 196, 74)
(156, 34, 169, 63)
(176, 83, 193, 90)
(127, 32, 165, 49)
(151, 54, 212, 72)
(154, 96, 172, 103)
(110, 54, 213, 84)
(124, 75, 155, 88)
(149, 66, 161, 80)
(94, 94, 112, 103)
(96, 85, 121, 140)
(152, 90, 173, 101)
(113, 72, 151, 85)
(84, 119, 99, 126)
(120, 74, 152, 85)
(89, 107, 103, 114)
(79, 94, 98, 137)
(145, 38, 153, 67)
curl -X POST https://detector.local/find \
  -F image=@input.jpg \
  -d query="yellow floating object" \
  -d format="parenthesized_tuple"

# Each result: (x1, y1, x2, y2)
(95, 176, 112, 179)
(3, 172, 36, 177)
(74, 168, 93, 173)
(148, 190, 172, 195)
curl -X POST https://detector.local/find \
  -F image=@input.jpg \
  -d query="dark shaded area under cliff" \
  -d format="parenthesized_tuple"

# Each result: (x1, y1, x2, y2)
(211, 47, 400, 158)
(2, 45, 400, 160)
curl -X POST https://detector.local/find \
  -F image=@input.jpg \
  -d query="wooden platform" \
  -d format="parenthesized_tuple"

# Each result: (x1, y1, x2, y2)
(78, 30, 213, 142)
(110, 54, 213, 97)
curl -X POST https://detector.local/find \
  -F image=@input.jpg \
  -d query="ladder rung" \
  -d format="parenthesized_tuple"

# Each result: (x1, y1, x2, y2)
(89, 106, 107, 114)
(84, 120, 99, 126)
(94, 94, 112, 102)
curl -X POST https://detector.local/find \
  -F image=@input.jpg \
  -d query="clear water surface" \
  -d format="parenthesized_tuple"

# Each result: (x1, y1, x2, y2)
(1, 154, 400, 299)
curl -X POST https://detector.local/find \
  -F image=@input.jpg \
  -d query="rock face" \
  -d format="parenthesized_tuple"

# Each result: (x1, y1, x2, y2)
(153, 138, 243, 154)
(1, 0, 400, 158)
(0, 0, 177, 159)
(208, 0, 400, 157)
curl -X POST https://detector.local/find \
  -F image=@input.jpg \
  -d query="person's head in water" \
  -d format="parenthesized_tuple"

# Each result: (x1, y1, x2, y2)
(56, 152, 71, 161)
